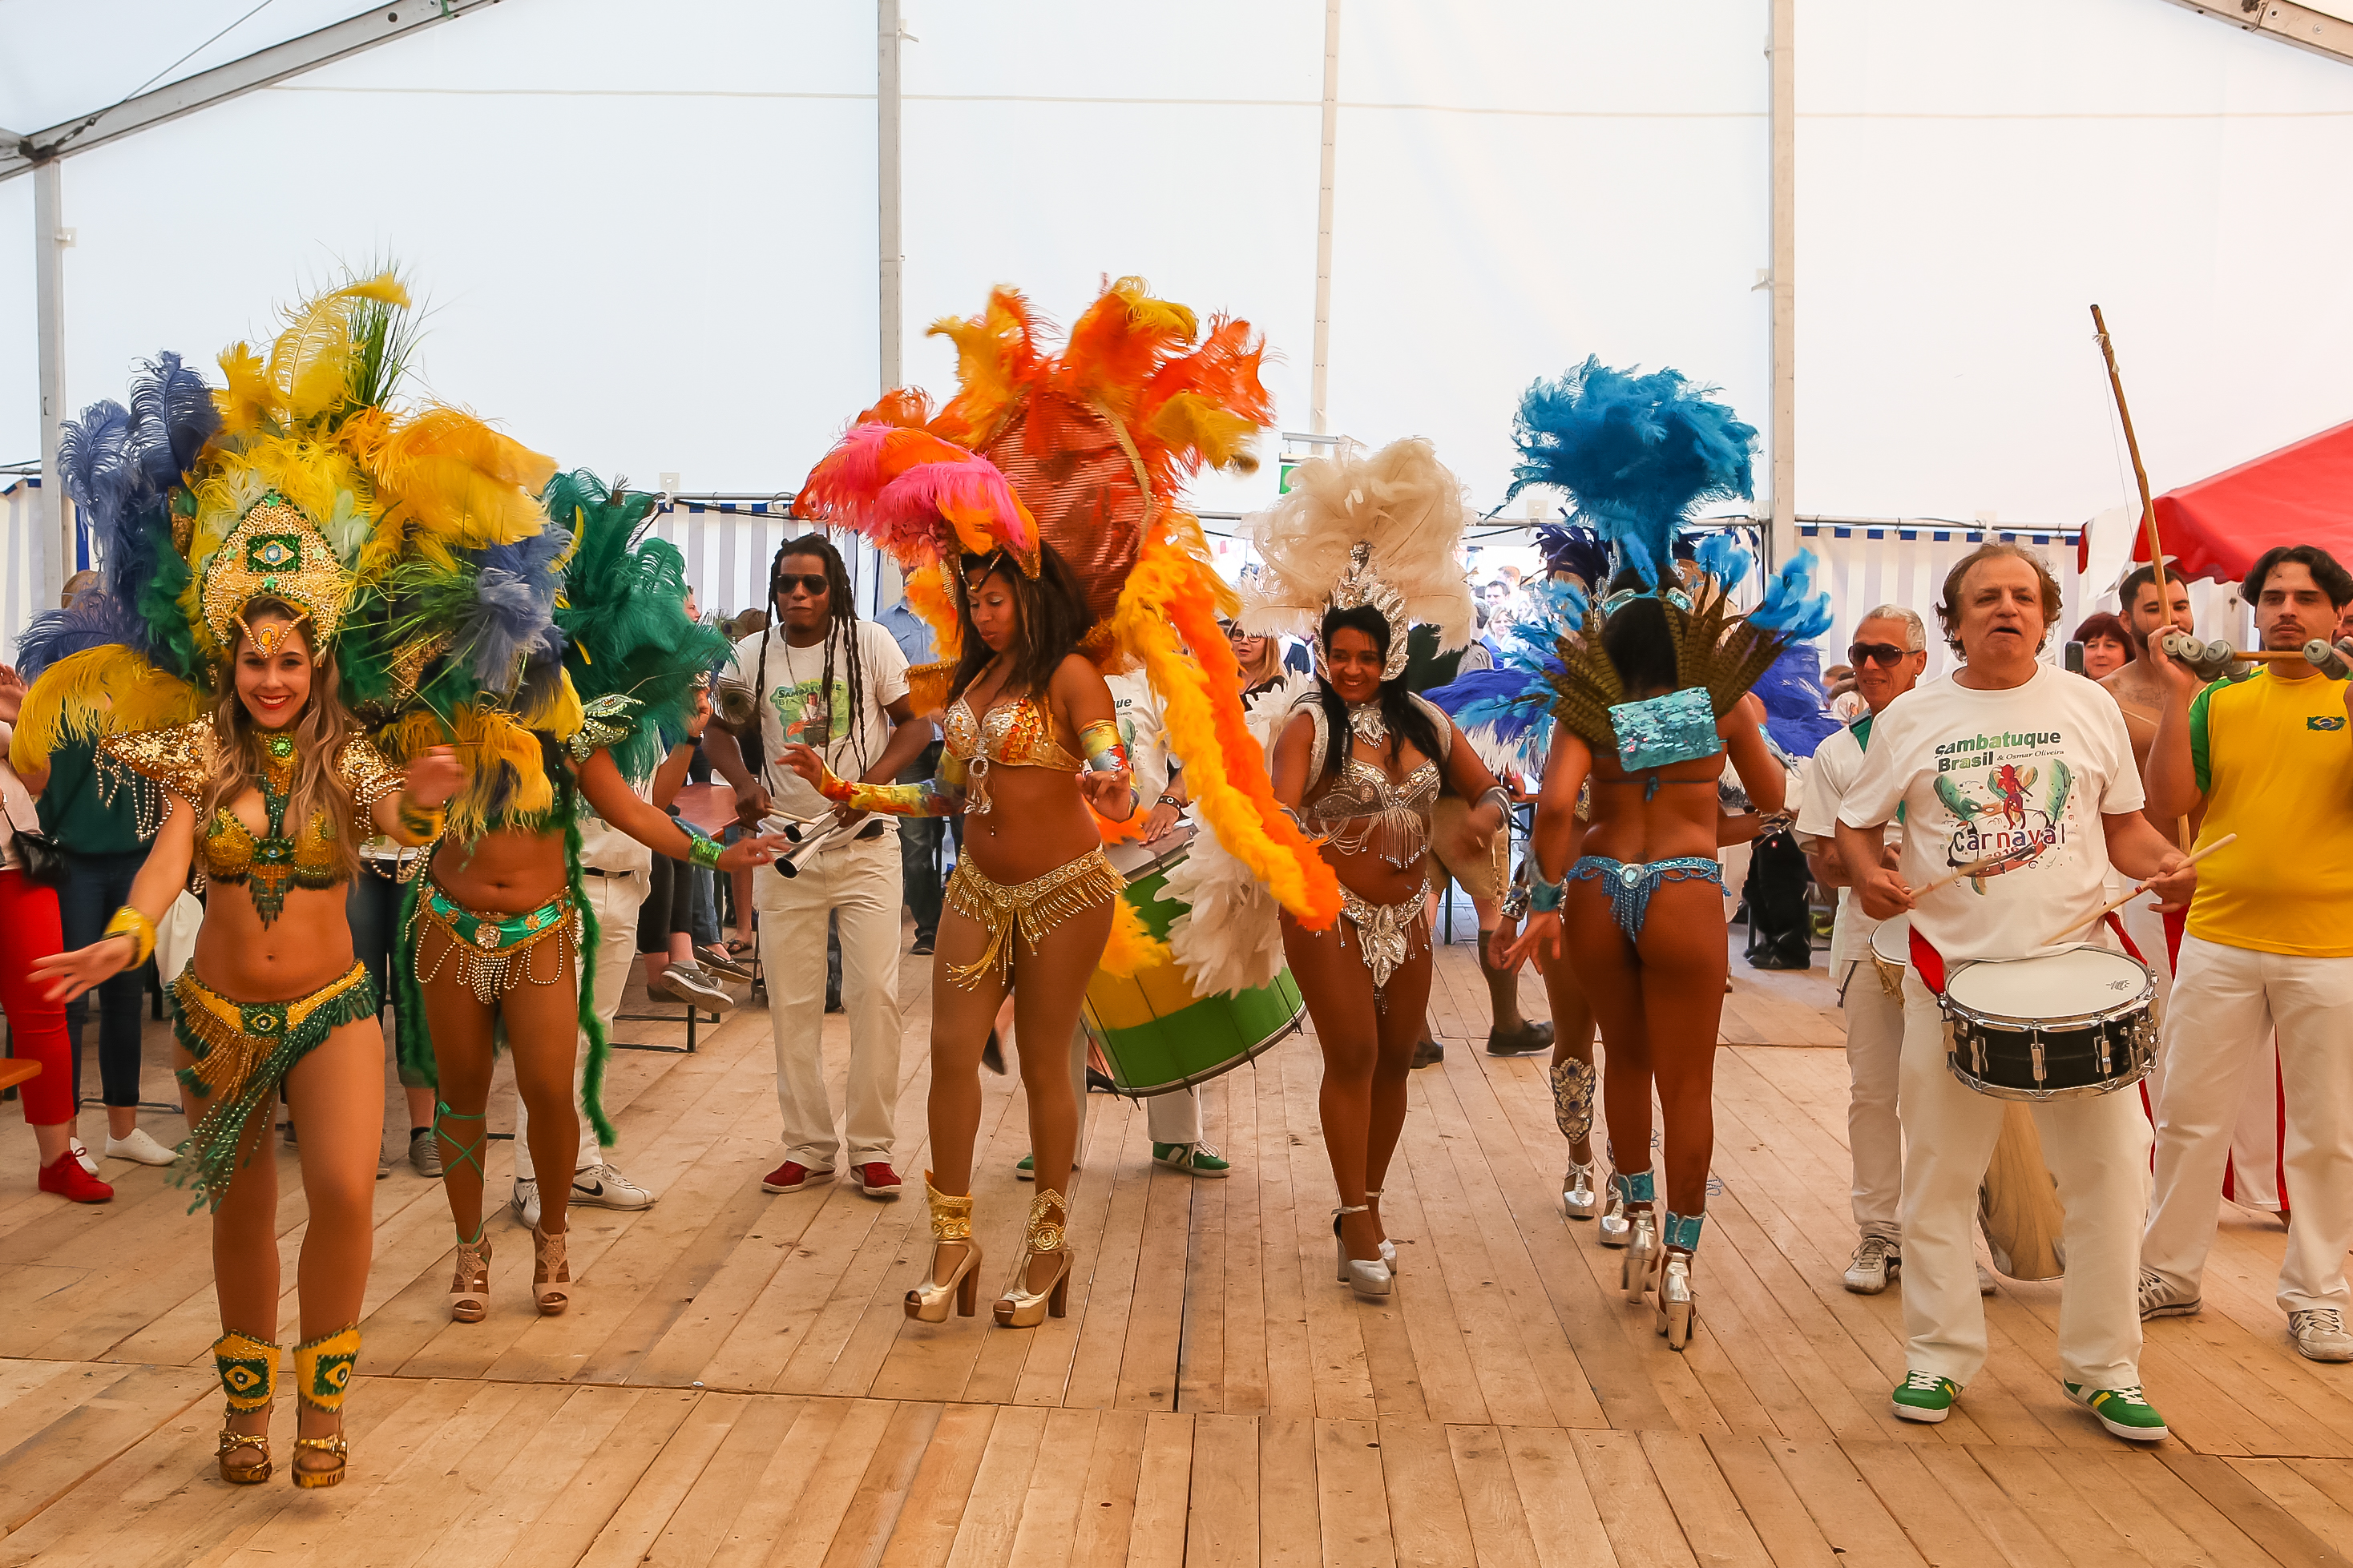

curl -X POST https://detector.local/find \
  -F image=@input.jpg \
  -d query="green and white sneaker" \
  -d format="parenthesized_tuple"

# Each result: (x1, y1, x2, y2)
(1152, 1142, 1230, 1178)
(1014, 1154, 1082, 1182)
(2064, 1381, 2169, 1442)
(1890, 1370, 1960, 1423)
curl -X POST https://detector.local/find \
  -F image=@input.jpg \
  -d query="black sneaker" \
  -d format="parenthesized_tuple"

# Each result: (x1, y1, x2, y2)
(1486, 1020, 1556, 1056)
(1412, 1038, 1444, 1069)
(911, 935, 935, 956)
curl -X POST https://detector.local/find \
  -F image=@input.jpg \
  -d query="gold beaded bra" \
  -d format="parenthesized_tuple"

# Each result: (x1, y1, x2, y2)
(102, 720, 403, 925)
(942, 693, 1084, 772)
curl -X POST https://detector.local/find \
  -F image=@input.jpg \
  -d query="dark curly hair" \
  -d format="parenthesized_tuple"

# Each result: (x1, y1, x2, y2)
(947, 542, 1096, 703)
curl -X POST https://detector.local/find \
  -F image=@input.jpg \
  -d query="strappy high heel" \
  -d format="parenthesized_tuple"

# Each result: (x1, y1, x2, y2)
(995, 1188, 1074, 1328)
(449, 1226, 491, 1323)
(906, 1172, 983, 1322)
(532, 1225, 571, 1316)
(212, 1330, 276, 1485)
(1334, 1204, 1394, 1301)
(1563, 1161, 1599, 1219)
(1365, 1188, 1398, 1270)
(1614, 1171, 1659, 1300)
(290, 1325, 358, 1489)
(1655, 1211, 1703, 1351)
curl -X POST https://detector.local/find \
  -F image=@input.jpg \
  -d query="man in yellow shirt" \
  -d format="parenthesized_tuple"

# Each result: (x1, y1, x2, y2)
(2139, 546, 2353, 1361)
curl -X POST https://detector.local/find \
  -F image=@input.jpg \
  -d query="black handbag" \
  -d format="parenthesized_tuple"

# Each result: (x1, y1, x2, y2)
(0, 791, 64, 889)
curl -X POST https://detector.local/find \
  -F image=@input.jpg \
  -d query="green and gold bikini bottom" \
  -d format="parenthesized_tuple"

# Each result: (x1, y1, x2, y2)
(172, 961, 379, 1211)
(409, 880, 578, 1003)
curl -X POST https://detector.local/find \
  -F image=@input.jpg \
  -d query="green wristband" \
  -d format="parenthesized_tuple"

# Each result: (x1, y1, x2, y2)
(686, 828, 724, 870)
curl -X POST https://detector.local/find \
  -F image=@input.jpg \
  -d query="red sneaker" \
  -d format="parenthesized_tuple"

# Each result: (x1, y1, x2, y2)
(761, 1160, 834, 1195)
(38, 1150, 114, 1204)
(848, 1163, 902, 1199)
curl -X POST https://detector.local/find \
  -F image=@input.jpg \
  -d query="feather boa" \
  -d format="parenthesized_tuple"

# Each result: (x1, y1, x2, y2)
(7, 645, 207, 775)
(1158, 671, 1308, 996)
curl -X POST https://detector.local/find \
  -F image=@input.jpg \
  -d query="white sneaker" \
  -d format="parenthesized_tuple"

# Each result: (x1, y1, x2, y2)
(1979, 1261, 1999, 1296)
(2291, 1308, 2353, 1363)
(1844, 1236, 1899, 1295)
(106, 1128, 180, 1166)
(2137, 1268, 2202, 1320)
(656, 962, 737, 1014)
(513, 1176, 542, 1230)
(70, 1138, 99, 1176)
(571, 1163, 656, 1210)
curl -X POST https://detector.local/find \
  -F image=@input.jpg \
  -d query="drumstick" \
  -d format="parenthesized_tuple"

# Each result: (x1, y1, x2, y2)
(1913, 844, 2041, 897)
(2036, 832, 2237, 947)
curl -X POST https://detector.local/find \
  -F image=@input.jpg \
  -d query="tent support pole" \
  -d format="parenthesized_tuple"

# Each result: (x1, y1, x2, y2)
(34, 154, 69, 607)
(1310, 0, 1338, 437)
(1769, 0, 1796, 569)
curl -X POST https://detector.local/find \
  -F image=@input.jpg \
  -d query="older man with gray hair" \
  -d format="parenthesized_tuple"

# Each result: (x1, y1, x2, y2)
(1795, 603, 1931, 1293)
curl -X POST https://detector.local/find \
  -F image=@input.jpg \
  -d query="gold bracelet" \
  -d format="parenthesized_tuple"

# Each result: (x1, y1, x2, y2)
(104, 905, 157, 968)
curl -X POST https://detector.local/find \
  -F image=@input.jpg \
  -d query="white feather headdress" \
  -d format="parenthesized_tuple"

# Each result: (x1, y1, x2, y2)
(1240, 437, 1476, 679)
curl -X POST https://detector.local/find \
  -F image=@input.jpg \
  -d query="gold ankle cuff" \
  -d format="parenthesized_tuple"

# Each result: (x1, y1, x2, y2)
(925, 1171, 974, 1242)
(1026, 1187, 1068, 1253)
(292, 1324, 360, 1413)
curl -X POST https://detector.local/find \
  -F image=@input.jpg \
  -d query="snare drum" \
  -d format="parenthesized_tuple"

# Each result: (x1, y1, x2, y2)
(1082, 825, 1306, 1097)
(1941, 947, 2156, 1101)
(1865, 914, 1910, 998)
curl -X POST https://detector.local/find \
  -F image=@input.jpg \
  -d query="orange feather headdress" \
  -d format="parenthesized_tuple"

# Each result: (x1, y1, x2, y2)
(798, 276, 1338, 930)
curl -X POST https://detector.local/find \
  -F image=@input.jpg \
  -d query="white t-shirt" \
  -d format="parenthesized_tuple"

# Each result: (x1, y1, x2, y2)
(1105, 671, 1172, 802)
(728, 622, 910, 833)
(1835, 664, 2143, 965)
(578, 775, 658, 877)
(1796, 717, 1901, 966)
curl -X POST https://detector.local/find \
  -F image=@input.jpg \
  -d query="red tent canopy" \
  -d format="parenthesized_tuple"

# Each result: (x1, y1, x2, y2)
(2131, 420, 2353, 584)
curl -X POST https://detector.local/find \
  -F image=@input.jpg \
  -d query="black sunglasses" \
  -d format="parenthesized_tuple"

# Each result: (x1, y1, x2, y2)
(1848, 642, 1911, 667)
(774, 573, 829, 598)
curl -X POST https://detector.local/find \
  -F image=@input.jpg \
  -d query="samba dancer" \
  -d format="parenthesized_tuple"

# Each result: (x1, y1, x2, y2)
(1835, 542, 2193, 1439)
(1499, 361, 1826, 1349)
(20, 320, 464, 1488)
(1248, 438, 1511, 1303)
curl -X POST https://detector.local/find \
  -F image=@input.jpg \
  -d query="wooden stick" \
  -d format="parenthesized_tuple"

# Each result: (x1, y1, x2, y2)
(2036, 832, 2237, 948)
(2092, 304, 2168, 607)
(1915, 844, 2042, 897)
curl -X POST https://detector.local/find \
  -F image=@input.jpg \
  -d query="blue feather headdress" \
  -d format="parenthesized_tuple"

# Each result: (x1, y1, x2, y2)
(1505, 357, 1755, 596)
(16, 352, 218, 680)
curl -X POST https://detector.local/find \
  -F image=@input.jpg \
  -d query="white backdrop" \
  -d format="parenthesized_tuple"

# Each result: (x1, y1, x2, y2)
(4, 0, 2350, 651)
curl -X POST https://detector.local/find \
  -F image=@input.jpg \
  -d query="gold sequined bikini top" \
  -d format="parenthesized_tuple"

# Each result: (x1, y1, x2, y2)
(943, 693, 1083, 772)
(101, 720, 403, 913)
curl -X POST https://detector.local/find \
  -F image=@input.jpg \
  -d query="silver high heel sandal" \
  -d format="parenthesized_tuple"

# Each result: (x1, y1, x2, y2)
(1563, 1162, 1598, 1219)
(1655, 1212, 1702, 1350)
(1333, 1204, 1393, 1301)
(1613, 1171, 1659, 1300)
(1365, 1188, 1398, 1270)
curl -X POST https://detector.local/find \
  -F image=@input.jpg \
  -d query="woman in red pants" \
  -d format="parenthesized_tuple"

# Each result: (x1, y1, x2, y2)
(0, 663, 111, 1203)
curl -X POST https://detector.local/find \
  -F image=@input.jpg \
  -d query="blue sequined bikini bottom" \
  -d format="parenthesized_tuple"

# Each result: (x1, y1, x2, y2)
(1569, 854, 1723, 941)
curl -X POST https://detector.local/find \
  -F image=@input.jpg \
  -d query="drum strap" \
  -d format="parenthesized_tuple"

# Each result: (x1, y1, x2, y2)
(2104, 912, 2148, 966)
(1907, 927, 1948, 995)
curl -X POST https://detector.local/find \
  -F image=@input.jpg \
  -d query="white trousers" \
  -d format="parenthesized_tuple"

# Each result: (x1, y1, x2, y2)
(754, 832, 905, 1169)
(514, 867, 642, 1179)
(1837, 959, 1905, 1244)
(2145, 935, 2353, 1313)
(1060, 1024, 1201, 1151)
(1898, 971, 2150, 1389)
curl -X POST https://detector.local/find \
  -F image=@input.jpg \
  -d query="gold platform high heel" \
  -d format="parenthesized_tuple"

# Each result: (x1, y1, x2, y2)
(995, 1188, 1073, 1328)
(212, 1329, 276, 1485)
(906, 1172, 983, 1323)
(532, 1226, 571, 1316)
(289, 1324, 357, 1489)
(1655, 1212, 1703, 1351)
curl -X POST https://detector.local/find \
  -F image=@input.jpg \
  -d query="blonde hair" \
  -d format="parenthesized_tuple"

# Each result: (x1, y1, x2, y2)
(204, 600, 362, 884)
(1231, 627, 1282, 690)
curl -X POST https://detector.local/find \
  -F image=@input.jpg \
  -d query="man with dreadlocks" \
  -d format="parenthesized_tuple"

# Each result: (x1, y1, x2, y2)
(712, 534, 937, 1199)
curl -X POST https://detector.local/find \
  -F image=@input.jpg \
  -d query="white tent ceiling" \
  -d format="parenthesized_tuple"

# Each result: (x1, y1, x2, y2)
(2, 0, 2349, 534)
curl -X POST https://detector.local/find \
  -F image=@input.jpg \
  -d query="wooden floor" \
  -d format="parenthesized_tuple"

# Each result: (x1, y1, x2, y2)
(6, 915, 2352, 1568)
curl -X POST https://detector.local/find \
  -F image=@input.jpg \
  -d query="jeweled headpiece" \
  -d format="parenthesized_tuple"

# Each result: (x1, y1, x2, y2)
(200, 492, 357, 662)
(1323, 542, 1414, 680)
(1241, 437, 1476, 687)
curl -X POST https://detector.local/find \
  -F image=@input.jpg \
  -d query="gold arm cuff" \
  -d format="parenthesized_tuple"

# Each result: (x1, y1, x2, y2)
(105, 905, 157, 968)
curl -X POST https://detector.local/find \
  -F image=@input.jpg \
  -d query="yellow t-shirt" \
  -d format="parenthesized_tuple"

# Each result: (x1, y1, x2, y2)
(2186, 667, 2353, 957)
